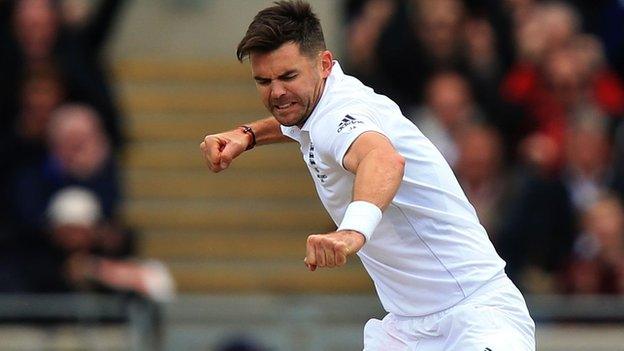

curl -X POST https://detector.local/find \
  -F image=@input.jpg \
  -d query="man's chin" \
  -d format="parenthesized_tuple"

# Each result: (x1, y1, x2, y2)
(274, 113, 305, 127)
(279, 120, 299, 127)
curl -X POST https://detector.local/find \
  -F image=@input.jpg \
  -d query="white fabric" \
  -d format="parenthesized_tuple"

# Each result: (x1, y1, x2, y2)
(410, 107, 460, 167)
(363, 273, 536, 350)
(281, 61, 509, 316)
(47, 187, 102, 227)
(337, 201, 383, 241)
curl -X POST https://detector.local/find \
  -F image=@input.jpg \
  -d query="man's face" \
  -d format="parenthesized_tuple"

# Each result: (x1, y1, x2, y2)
(250, 42, 332, 127)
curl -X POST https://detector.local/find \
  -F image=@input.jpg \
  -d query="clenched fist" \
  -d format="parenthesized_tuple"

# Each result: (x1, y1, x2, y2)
(200, 128, 252, 172)
(304, 230, 366, 271)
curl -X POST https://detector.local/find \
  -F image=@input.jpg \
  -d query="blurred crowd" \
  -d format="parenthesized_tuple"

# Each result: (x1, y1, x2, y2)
(0, 0, 173, 301)
(0, 0, 623, 299)
(345, 0, 624, 294)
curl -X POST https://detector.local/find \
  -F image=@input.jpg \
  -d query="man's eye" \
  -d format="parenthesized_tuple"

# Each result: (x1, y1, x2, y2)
(283, 74, 297, 81)
(256, 80, 270, 86)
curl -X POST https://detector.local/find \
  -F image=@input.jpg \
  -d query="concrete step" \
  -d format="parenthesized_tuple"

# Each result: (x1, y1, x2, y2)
(114, 59, 251, 83)
(113, 59, 265, 113)
(119, 84, 264, 115)
(124, 169, 316, 200)
(123, 141, 305, 171)
(114, 60, 262, 114)
(123, 199, 333, 232)
(139, 230, 314, 261)
(126, 113, 264, 141)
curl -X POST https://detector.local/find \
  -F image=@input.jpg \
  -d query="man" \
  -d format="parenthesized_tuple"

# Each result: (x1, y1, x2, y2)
(200, 1, 535, 349)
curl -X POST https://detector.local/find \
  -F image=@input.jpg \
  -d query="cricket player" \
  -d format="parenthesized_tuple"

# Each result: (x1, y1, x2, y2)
(200, 1, 535, 349)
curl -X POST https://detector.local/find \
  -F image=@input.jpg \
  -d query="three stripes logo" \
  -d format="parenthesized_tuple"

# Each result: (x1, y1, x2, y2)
(337, 114, 364, 133)
(484, 348, 493, 351)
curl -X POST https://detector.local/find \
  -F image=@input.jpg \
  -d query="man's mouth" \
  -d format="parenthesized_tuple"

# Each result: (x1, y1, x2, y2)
(274, 102, 296, 111)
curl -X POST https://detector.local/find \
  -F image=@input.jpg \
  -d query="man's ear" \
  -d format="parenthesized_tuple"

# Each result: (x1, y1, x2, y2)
(319, 50, 333, 78)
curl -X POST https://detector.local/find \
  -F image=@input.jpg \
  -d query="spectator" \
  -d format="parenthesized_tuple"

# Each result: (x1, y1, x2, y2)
(499, 114, 613, 293)
(346, 0, 506, 132)
(564, 194, 624, 294)
(501, 2, 624, 173)
(610, 123, 624, 204)
(0, 66, 68, 290)
(343, 0, 624, 297)
(13, 65, 67, 167)
(563, 113, 613, 212)
(0, 65, 66, 260)
(0, 0, 127, 255)
(344, 0, 396, 80)
(510, 41, 623, 174)
(497, 172, 576, 293)
(0, 0, 126, 152)
(566, 0, 624, 77)
(3, 103, 125, 293)
(42, 187, 175, 301)
(503, 0, 536, 25)
(455, 124, 509, 243)
(409, 71, 483, 167)
(374, 0, 470, 108)
(570, 35, 624, 121)
(10, 103, 120, 238)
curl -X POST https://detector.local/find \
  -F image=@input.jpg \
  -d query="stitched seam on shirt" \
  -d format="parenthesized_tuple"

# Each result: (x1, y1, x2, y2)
(393, 203, 467, 297)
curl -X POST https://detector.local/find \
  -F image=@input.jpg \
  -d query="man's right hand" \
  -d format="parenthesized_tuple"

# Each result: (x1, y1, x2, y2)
(200, 128, 252, 172)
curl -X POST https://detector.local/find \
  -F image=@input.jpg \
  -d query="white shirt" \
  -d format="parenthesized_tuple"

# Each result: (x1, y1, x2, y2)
(408, 106, 459, 167)
(281, 62, 506, 316)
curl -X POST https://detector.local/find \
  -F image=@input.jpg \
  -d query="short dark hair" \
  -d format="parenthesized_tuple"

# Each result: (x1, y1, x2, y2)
(236, 0, 326, 62)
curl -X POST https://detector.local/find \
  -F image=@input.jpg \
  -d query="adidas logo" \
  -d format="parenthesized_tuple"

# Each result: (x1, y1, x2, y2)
(337, 114, 363, 133)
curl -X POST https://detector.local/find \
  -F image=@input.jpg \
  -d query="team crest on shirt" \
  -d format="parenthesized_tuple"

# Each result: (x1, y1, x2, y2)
(337, 114, 364, 133)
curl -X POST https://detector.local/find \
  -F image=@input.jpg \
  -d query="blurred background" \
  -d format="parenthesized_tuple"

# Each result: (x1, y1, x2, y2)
(0, 0, 623, 350)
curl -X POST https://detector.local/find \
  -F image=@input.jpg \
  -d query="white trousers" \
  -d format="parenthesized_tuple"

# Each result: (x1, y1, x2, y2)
(363, 275, 535, 351)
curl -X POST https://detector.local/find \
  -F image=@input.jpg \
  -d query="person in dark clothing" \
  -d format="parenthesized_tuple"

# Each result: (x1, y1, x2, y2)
(0, 0, 127, 152)
(10, 103, 121, 235)
(16, 186, 153, 295)
(345, 0, 512, 144)
(0, 104, 143, 292)
(0, 61, 67, 291)
(563, 194, 624, 294)
(500, 114, 615, 293)
(498, 174, 577, 293)
(0, 0, 127, 288)
(7, 65, 68, 170)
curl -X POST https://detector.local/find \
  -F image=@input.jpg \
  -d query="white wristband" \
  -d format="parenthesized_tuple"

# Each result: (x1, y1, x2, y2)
(337, 201, 382, 241)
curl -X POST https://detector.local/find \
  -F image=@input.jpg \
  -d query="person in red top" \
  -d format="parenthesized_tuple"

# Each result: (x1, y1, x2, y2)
(500, 2, 624, 175)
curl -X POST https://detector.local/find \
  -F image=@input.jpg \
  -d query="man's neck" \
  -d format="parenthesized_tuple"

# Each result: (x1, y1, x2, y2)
(296, 77, 328, 128)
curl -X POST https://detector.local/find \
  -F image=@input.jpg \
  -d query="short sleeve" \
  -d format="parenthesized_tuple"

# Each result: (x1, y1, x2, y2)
(316, 110, 386, 170)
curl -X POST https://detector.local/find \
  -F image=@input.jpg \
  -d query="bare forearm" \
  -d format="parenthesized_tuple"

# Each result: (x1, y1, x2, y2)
(201, 116, 291, 173)
(311, 144, 403, 268)
(304, 135, 404, 271)
(246, 117, 293, 146)
(352, 149, 404, 211)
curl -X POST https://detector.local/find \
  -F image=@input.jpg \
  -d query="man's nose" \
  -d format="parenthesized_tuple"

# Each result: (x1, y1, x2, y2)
(270, 82, 287, 99)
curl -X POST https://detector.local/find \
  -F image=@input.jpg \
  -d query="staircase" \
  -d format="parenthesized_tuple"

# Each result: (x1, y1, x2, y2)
(115, 59, 373, 293)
